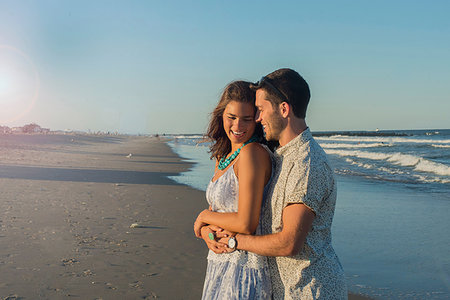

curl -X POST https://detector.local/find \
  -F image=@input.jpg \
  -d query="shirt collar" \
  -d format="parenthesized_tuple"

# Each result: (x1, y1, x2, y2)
(275, 127, 312, 157)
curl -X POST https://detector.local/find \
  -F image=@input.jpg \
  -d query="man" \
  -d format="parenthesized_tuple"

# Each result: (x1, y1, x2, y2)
(203, 68, 347, 299)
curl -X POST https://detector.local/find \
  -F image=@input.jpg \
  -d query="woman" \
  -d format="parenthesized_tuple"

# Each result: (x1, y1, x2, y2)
(194, 81, 273, 299)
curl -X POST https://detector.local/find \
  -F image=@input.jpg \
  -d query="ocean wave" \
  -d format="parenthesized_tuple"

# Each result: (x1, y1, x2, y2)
(326, 149, 450, 176)
(316, 136, 450, 145)
(320, 142, 391, 149)
(342, 158, 449, 184)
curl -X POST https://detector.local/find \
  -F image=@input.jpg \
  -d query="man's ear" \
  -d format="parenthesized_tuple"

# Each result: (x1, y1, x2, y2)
(279, 102, 290, 118)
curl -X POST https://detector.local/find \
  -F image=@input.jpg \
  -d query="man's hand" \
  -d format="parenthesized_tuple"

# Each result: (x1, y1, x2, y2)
(217, 236, 236, 253)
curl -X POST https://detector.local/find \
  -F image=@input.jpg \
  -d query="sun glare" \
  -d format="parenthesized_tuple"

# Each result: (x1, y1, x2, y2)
(0, 45, 40, 125)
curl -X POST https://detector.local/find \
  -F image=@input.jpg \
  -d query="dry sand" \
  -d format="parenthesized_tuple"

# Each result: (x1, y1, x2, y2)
(0, 134, 373, 300)
(0, 134, 208, 299)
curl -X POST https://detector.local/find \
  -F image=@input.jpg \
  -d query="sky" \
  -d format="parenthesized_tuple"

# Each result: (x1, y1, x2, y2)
(0, 0, 449, 134)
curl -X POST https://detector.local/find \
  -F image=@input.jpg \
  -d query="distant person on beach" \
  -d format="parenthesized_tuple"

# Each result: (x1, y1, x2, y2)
(203, 69, 347, 299)
(193, 81, 273, 298)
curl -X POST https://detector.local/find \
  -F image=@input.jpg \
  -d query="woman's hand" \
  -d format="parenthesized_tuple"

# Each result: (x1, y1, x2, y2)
(201, 225, 228, 254)
(214, 228, 235, 239)
(194, 209, 209, 238)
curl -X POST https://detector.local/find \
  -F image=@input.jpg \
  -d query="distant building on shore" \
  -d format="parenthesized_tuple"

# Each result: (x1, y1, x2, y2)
(0, 123, 50, 134)
(12, 127, 23, 133)
(0, 126, 12, 134)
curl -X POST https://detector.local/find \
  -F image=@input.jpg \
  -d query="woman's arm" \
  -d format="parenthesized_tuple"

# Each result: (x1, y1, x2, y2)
(194, 143, 271, 236)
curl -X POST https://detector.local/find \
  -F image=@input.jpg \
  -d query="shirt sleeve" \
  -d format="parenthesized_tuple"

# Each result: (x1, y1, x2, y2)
(284, 158, 334, 215)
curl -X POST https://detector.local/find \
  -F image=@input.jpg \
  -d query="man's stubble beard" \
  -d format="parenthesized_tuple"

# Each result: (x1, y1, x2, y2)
(266, 111, 285, 142)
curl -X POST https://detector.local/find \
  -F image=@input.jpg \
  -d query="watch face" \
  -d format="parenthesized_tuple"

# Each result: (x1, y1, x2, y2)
(228, 237, 236, 249)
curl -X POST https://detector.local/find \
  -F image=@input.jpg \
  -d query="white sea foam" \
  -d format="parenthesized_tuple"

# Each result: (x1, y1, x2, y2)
(326, 149, 450, 176)
(319, 142, 391, 149)
(413, 174, 450, 184)
(171, 135, 204, 139)
(426, 131, 440, 135)
(345, 158, 404, 175)
(414, 159, 450, 176)
(316, 135, 450, 145)
(432, 144, 450, 148)
(378, 166, 405, 175)
(345, 158, 376, 169)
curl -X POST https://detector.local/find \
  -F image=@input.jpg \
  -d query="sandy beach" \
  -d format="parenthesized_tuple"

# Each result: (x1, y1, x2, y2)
(0, 134, 372, 299)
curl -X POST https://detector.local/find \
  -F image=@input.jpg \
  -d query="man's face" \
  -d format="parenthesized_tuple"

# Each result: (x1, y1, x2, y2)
(255, 89, 285, 142)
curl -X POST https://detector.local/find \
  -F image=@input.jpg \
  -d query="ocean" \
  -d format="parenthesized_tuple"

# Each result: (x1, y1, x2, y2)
(167, 129, 450, 300)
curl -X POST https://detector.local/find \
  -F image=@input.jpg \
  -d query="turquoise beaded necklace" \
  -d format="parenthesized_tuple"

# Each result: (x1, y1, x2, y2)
(218, 136, 258, 170)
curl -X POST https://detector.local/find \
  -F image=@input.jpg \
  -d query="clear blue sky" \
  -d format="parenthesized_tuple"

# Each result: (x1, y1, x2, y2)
(1, 0, 449, 134)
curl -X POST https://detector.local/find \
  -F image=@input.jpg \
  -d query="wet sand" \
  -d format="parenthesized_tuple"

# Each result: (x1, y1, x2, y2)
(0, 134, 373, 299)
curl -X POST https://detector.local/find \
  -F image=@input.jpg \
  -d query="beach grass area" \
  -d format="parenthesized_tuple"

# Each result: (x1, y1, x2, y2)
(0, 134, 371, 299)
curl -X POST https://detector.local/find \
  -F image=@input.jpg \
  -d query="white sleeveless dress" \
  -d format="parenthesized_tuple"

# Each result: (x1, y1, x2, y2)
(201, 162, 272, 300)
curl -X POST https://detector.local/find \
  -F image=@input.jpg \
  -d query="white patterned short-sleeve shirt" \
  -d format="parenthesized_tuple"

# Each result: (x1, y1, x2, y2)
(262, 128, 348, 300)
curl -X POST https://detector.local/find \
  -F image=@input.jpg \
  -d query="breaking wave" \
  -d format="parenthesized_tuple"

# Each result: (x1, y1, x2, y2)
(320, 142, 391, 149)
(316, 136, 450, 145)
(171, 135, 204, 139)
(325, 149, 450, 177)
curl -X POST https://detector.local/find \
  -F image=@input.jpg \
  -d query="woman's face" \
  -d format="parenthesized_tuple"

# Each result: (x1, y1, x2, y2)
(222, 100, 256, 146)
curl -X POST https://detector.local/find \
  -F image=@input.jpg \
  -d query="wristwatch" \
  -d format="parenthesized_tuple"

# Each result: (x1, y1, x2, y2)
(228, 236, 237, 250)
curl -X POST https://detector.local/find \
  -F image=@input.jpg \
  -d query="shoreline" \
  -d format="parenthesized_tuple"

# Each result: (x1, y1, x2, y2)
(0, 133, 375, 299)
(0, 134, 208, 299)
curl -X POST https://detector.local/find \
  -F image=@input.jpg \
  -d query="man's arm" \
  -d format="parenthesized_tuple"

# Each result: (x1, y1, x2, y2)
(229, 203, 315, 256)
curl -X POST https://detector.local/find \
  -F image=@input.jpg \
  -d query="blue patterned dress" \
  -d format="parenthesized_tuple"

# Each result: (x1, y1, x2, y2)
(201, 162, 272, 300)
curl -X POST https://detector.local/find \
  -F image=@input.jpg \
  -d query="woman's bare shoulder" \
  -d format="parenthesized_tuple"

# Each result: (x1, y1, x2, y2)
(240, 142, 271, 163)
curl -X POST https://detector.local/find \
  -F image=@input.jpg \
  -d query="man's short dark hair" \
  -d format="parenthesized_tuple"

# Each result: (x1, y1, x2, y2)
(253, 68, 310, 119)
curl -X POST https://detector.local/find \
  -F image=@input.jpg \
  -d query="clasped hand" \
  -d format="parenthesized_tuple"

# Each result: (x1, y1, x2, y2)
(194, 209, 235, 254)
(200, 225, 235, 254)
